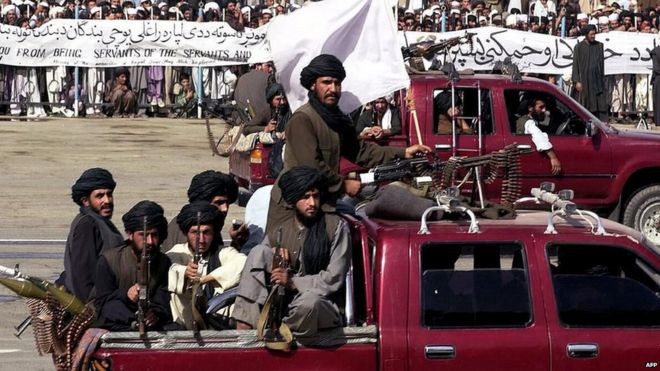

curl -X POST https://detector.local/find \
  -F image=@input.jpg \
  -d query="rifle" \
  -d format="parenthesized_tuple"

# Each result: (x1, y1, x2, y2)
(256, 227, 293, 350)
(191, 211, 206, 332)
(135, 216, 149, 337)
(402, 31, 476, 71)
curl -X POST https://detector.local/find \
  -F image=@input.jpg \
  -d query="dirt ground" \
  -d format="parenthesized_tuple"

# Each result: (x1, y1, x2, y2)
(0, 116, 238, 370)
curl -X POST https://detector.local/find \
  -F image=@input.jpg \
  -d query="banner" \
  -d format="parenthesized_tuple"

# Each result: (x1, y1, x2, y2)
(0, 20, 268, 67)
(268, 0, 410, 113)
(401, 27, 658, 76)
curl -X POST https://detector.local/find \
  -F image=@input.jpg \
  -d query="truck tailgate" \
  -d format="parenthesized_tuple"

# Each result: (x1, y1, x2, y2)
(94, 326, 378, 371)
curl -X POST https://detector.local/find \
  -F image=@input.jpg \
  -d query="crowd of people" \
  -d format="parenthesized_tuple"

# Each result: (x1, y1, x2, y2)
(0, 0, 657, 123)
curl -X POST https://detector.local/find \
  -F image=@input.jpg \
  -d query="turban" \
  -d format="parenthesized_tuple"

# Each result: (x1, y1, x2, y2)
(581, 24, 597, 35)
(176, 201, 224, 234)
(122, 200, 168, 241)
(299, 54, 346, 90)
(278, 166, 328, 206)
(71, 167, 116, 206)
(187, 170, 238, 204)
(434, 91, 462, 115)
(265, 83, 285, 103)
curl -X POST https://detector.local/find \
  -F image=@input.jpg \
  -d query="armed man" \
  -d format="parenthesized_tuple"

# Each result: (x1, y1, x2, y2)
(167, 202, 247, 330)
(161, 170, 248, 253)
(267, 54, 430, 234)
(233, 167, 350, 338)
(94, 201, 172, 332)
(56, 168, 124, 303)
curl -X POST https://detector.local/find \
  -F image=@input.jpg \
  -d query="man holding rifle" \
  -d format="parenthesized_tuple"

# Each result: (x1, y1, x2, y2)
(94, 201, 172, 331)
(233, 167, 351, 338)
(167, 202, 247, 330)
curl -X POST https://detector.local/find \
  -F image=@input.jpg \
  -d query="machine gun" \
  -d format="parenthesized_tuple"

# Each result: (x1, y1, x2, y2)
(257, 227, 294, 350)
(135, 216, 149, 337)
(360, 144, 533, 207)
(402, 31, 475, 71)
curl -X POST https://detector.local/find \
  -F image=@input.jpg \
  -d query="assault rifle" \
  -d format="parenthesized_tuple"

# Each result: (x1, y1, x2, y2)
(402, 31, 476, 71)
(257, 227, 293, 350)
(135, 216, 149, 337)
(191, 211, 206, 332)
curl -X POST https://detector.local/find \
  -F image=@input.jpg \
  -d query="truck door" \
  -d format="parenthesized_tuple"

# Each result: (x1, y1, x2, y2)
(500, 88, 613, 205)
(535, 236, 660, 371)
(407, 238, 550, 371)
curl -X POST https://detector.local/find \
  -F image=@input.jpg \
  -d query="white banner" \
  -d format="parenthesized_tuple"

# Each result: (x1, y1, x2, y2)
(401, 27, 658, 76)
(0, 20, 268, 67)
(269, 0, 410, 113)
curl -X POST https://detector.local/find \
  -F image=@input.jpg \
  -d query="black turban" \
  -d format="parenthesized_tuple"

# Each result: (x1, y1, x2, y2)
(433, 91, 462, 115)
(176, 201, 224, 235)
(122, 200, 168, 241)
(581, 24, 596, 36)
(71, 167, 116, 206)
(187, 170, 238, 204)
(299, 54, 346, 90)
(278, 166, 328, 206)
(265, 82, 285, 103)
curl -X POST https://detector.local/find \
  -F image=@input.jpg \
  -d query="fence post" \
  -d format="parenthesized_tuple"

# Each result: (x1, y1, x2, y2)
(74, 1, 80, 117)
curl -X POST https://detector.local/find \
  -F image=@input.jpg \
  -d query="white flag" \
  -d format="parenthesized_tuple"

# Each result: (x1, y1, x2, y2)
(267, 0, 410, 113)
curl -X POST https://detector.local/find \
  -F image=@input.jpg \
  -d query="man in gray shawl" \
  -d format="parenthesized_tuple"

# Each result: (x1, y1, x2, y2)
(232, 167, 351, 337)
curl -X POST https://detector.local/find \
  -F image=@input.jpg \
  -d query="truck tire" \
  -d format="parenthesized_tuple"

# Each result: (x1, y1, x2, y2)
(623, 185, 660, 245)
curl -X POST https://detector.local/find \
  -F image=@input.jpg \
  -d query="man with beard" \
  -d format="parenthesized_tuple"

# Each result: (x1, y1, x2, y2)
(94, 201, 172, 331)
(167, 202, 247, 330)
(516, 96, 562, 175)
(355, 96, 402, 140)
(571, 25, 607, 120)
(233, 167, 350, 337)
(242, 82, 291, 136)
(161, 170, 247, 253)
(57, 168, 124, 302)
(267, 54, 430, 234)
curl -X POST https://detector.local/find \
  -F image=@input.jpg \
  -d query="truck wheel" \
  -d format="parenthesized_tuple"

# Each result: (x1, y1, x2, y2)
(623, 185, 660, 245)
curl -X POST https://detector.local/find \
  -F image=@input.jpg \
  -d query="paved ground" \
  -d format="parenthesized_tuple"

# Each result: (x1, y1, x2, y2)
(0, 116, 237, 370)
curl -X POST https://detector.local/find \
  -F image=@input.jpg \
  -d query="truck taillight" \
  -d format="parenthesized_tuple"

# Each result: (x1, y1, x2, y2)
(250, 149, 262, 164)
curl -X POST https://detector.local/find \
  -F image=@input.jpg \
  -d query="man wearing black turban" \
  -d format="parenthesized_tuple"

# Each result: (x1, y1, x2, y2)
(94, 200, 173, 331)
(242, 82, 291, 136)
(166, 202, 246, 330)
(269, 54, 431, 235)
(161, 170, 247, 253)
(57, 168, 124, 303)
(233, 167, 351, 338)
(572, 24, 607, 120)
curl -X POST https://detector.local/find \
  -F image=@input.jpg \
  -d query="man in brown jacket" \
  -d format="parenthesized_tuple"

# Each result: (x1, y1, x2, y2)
(267, 54, 430, 233)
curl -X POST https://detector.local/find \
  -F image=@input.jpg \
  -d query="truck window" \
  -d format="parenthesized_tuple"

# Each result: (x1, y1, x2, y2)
(504, 89, 588, 136)
(420, 242, 531, 328)
(547, 244, 660, 327)
(432, 87, 493, 135)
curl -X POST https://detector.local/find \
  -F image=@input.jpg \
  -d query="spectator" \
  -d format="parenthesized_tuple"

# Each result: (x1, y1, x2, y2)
(105, 67, 137, 117)
(571, 25, 607, 120)
(172, 72, 197, 118)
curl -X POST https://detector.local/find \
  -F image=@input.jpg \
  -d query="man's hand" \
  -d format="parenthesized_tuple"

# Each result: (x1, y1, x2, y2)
(265, 121, 277, 133)
(185, 261, 199, 282)
(550, 157, 562, 175)
(575, 82, 582, 92)
(404, 144, 432, 158)
(344, 179, 362, 197)
(371, 126, 384, 139)
(127, 284, 139, 303)
(144, 309, 159, 328)
(271, 267, 295, 290)
(229, 223, 249, 248)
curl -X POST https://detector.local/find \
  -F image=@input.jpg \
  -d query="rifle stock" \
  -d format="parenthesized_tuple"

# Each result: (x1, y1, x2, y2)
(267, 227, 289, 341)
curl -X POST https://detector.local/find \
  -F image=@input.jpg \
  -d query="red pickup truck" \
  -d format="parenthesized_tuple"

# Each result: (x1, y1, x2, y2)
(92, 187, 660, 370)
(230, 72, 660, 244)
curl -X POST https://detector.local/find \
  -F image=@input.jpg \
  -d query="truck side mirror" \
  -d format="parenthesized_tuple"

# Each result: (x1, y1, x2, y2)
(586, 120, 598, 137)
